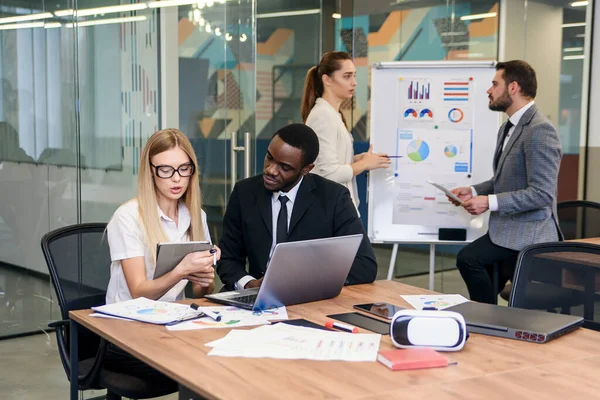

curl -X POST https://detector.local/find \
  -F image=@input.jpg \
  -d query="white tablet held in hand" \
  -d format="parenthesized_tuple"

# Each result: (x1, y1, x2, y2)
(154, 241, 213, 279)
(427, 180, 463, 205)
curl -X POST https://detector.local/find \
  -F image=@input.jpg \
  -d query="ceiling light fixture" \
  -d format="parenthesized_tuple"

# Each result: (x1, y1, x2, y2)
(67, 15, 147, 27)
(256, 9, 320, 19)
(54, 9, 75, 17)
(75, 4, 147, 17)
(460, 12, 497, 21)
(0, 12, 53, 24)
(148, 0, 199, 8)
(0, 21, 45, 30)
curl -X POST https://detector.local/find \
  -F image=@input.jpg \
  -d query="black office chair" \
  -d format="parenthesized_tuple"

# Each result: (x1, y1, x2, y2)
(509, 242, 600, 331)
(41, 223, 177, 399)
(499, 200, 600, 302)
(557, 200, 600, 240)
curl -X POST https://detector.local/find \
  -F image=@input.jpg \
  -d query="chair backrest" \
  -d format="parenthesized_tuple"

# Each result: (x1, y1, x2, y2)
(509, 242, 600, 331)
(557, 200, 600, 240)
(41, 223, 111, 320)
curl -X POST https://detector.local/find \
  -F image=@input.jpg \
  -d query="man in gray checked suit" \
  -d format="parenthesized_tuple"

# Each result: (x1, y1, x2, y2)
(449, 60, 563, 304)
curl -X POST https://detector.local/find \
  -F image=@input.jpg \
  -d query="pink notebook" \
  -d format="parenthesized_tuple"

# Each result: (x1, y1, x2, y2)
(377, 348, 450, 371)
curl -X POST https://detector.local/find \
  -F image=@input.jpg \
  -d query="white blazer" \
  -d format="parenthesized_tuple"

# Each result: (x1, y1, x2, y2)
(305, 98, 359, 210)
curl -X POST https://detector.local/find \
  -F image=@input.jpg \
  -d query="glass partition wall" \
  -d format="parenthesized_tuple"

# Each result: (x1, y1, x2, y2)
(0, 0, 592, 337)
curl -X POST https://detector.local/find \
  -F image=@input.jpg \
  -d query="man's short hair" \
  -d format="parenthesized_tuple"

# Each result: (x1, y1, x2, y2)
(496, 60, 537, 98)
(273, 123, 320, 167)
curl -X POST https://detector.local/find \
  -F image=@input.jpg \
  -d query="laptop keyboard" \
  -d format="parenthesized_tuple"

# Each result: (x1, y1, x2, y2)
(230, 294, 257, 305)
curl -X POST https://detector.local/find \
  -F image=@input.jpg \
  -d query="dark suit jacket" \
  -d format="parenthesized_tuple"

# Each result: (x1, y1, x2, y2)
(217, 173, 378, 289)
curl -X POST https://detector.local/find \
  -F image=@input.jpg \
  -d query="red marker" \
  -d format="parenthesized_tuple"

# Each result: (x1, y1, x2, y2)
(325, 320, 358, 333)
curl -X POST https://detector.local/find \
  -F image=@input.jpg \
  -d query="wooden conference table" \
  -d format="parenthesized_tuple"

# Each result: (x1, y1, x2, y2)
(69, 280, 600, 400)
(573, 237, 600, 246)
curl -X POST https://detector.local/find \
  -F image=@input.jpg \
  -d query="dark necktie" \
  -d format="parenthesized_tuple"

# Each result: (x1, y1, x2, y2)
(494, 120, 513, 168)
(276, 195, 289, 244)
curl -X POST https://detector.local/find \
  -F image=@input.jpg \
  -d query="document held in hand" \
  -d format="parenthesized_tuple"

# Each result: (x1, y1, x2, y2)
(427, 180, 463, 205)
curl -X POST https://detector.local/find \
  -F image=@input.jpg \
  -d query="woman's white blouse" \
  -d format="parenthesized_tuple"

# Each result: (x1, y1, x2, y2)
(305, 97, 359, 210)
(105, 199, 211, 304)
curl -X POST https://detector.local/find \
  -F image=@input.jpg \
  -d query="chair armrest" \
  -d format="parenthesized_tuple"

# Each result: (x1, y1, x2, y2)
(48, 319, 69, 329)
(49, 319, 72, 379)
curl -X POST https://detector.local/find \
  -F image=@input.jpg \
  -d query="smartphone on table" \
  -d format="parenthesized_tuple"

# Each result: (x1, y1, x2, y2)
(353, 302, 405, 320)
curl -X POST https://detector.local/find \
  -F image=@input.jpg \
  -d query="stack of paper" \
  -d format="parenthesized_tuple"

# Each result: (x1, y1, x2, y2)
(166, 305, 288, 331)
(206, 323, 381, 361)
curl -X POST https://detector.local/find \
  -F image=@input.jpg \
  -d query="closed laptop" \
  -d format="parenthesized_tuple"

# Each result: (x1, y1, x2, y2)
(445, 301, 583, 343)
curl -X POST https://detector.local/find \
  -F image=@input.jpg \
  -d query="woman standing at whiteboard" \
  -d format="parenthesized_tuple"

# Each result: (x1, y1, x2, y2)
(301, 51, 390, 211)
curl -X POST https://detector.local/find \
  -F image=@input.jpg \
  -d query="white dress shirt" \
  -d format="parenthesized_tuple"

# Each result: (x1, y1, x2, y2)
(105, 199, 212, 304)
(235, 177, 304, 290)
(472, 101, 535, 211)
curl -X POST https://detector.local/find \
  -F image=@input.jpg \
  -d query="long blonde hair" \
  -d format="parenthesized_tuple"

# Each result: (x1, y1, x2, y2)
(300, 51, 352, 126)
(137, 128, 205, 259)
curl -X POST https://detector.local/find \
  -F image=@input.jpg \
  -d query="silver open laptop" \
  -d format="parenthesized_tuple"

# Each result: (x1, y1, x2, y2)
(205, 234, 364, 311)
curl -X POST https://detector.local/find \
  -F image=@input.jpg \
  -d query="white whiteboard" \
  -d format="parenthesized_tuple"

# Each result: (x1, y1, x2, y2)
(367, 61, 501, 243)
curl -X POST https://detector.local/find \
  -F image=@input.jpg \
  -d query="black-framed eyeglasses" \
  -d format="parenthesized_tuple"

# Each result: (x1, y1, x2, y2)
(150, 163, 195, 179)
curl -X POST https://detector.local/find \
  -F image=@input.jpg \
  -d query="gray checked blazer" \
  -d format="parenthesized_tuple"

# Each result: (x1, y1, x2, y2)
(473, 105, 563, 251)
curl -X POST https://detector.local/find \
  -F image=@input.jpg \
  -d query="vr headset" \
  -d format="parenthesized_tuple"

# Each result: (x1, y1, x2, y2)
(390, 309, 468, 352)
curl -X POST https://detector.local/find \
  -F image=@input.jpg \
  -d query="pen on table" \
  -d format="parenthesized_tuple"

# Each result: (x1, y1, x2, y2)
(165, 314, 205, 326)
(190, 303, 222, 322)
(325, 320, 358, 333)
(386, 156, 403, 158)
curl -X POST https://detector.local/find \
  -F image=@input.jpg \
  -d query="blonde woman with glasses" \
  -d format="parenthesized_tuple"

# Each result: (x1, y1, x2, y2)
(106, 128, 219, 304)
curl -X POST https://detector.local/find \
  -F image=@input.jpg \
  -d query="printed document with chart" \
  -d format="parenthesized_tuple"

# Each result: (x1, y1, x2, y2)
(206, 323, 381, 362)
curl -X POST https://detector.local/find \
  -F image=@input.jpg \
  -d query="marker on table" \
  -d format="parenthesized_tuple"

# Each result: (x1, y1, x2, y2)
(190, 303, 222, 322)
(325, 320, 358, 333)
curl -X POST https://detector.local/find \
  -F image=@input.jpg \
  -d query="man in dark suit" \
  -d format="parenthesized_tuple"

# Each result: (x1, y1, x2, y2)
(217, 123, 378, 290)
(450, 60, 562, 304)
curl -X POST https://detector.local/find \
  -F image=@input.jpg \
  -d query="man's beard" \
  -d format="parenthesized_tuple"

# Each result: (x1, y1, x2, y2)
(488, 91, 512, 112)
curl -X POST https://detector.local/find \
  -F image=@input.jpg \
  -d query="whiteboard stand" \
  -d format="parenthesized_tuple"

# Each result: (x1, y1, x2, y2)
(384, 241, 470, 291)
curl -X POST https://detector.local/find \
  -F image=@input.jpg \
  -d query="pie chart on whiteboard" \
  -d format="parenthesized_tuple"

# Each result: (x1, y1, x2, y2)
(407, 140, 430, 162)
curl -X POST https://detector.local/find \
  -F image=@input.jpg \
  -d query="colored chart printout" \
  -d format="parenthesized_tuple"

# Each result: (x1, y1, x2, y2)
(166, 306, 289, 331)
